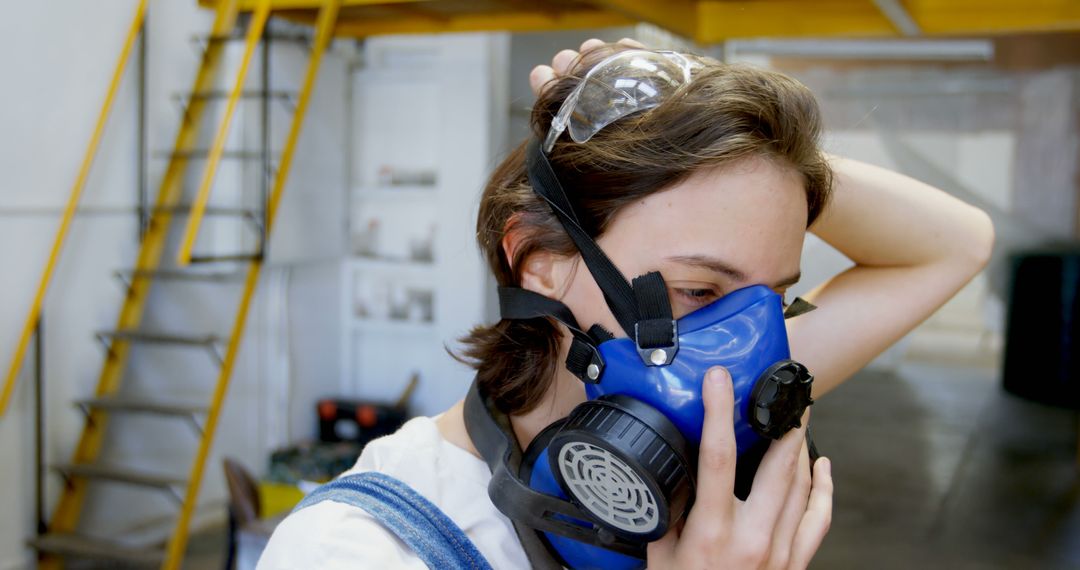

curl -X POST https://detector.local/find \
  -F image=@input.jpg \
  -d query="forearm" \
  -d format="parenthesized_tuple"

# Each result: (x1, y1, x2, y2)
(811, 155, 994, 270)
(789, 156, 995, 395)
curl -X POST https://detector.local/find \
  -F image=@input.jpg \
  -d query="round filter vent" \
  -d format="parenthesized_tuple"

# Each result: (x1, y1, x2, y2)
(557, 441, 660, 534)
(549, 396, 692, 542)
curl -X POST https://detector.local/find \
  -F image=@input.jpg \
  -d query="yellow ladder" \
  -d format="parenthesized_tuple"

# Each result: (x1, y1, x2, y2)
(1, 0, 342, 568)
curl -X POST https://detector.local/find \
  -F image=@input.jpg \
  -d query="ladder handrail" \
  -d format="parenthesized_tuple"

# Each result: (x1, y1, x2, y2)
(40, 2, 243, 562)
(175, 0, 273, 266)
(0, 0, 149, 418)
(163, 2, 342, 567)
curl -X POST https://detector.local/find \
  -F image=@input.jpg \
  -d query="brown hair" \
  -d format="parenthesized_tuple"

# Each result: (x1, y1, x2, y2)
(459, 47, 833, 415)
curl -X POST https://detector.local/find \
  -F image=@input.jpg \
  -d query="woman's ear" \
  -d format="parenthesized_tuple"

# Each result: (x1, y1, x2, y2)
(500, 216, 524, 271)
(520, 250, 562, 296)
(502, 225, 564, 297)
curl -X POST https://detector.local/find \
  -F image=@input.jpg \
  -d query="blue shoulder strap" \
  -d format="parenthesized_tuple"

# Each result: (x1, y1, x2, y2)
(292, 471, 493, 570)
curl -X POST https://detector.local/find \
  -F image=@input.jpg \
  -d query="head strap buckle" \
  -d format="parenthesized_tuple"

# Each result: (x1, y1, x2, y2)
(630, 272, 678, 366)
(567, 337, 606, 383)
(634, 319, 678, 366)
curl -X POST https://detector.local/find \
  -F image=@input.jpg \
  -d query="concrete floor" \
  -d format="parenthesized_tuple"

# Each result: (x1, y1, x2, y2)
(184, 361, 1080, 569)
(809, 362, 1080, 569)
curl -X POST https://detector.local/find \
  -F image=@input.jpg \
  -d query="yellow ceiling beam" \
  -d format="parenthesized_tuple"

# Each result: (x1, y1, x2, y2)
(591, 0, 699, 40)
(905, 0, 1079, 8)
(200, 0, 426, 9)
(905, 0, 1080, 34)
(697, 1, 896, 41)
(317, 9, 634, 38)
(198, 0, 1080, 41)
(871, 0, 922, 36)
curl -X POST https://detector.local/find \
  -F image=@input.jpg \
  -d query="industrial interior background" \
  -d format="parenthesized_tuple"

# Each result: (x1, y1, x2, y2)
(0, 1, 1078, 568)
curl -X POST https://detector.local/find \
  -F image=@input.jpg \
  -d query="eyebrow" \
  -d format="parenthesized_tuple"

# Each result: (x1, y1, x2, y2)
(666, 254, 801, 289)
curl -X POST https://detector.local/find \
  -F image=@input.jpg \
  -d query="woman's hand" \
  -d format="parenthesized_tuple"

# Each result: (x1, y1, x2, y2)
(647, 366, 832, 570)
(532, 45, 835, 565)
(528, 37, 644, 96)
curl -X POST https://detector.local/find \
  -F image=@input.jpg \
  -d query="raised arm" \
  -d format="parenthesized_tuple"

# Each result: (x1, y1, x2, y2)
(788, 156, 995, 395)
(527, 39, 996, 397)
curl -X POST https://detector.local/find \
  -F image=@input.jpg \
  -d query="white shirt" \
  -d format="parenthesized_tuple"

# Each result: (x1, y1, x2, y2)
(257, 416, 531, 569)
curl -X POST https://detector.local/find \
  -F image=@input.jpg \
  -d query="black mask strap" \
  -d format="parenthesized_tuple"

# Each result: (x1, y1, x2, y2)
(525, 140, 678, 364)
(464, 380, 643, 563)
(525, 139, 641, 337)
(632, 272, 679, 364)
(498, 286, 584, 333)
(499, 286, 607, 382)
(463, 382, 564, 569)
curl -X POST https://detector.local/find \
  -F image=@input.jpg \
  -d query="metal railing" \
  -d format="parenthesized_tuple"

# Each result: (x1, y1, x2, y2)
(0, 0, 149, 417)
(176, 0, 272, 265)
(164, 2, 341, 565)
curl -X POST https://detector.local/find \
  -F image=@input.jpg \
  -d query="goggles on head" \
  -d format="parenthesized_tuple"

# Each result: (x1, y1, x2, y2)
(465, 48, 818, 570)
(543, 49, 705, 153)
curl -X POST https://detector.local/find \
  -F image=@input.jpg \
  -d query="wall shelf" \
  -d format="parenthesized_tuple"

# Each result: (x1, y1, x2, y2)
(339, 34, 506, 414)
(350, 319, 436, 335)
(349, 255, 435, 271)
(353, 185, 438, 201)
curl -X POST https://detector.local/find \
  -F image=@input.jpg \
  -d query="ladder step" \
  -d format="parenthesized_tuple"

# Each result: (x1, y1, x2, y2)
(150, 205, 257, 217)
(29, 532, 164, 566)
(155, 148, 265, 160)
(196, 31, 310, 44)
(188, 253, 261, 264)
(53, 463, 187, 490)
(177, 90, 295, 101)
(97, 330, 221, 347)
(75, 396, 208, 417)
(115, 268, 245, 282)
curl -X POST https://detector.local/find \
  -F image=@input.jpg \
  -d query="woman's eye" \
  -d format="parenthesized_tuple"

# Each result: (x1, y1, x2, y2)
(674, 288, 719, 307)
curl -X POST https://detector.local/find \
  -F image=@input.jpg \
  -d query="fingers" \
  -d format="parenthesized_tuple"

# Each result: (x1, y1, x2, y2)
(575, 38, 646, 71)
(743, 413, 809, 535)
(581, 37, 644, 55)
(649, 368, 830, 569)
(528, 48, 581, 97)
(530, 39, 649, 97)
(529, 65, 556, 97)
(767, 434, 812, 568)
(788, 457, 833, 569)
(646, 526, 678, 566)
(683, 367, 737, 532)
(579, 38, 607, 54)
(551, 48, 580, 77)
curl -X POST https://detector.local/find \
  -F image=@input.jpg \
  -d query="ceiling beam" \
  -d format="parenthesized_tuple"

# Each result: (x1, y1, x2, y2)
(201, 0, 429, 9)
(590, 0, 698, 40)
(872, 0, 922, 35)
(698, 1, 896, 41)
(203, 0, 1080, 40)
(727, 38, 994, 61)
(288, 9, 634, 38)
(905, 0, 1080, 34)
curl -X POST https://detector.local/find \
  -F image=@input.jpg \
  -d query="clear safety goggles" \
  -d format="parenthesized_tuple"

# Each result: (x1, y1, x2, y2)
(542, 49, 706, 153)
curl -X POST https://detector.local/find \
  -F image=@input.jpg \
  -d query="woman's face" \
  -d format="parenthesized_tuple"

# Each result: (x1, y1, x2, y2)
(554, 156, 809, 334)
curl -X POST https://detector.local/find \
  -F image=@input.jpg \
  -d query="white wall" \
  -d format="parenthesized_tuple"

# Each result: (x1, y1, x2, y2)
(0, 2, 349, 567)
(0, 1, 146, 566)
(342, 34, 509, 416)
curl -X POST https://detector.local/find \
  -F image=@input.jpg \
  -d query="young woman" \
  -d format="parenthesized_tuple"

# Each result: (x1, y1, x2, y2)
(259, 39, 994, 569)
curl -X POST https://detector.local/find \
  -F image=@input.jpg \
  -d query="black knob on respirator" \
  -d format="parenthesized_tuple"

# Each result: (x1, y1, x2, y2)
(748, 360, 814, 440)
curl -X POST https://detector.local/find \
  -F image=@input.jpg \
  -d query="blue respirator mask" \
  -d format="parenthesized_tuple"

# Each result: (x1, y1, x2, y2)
(464, 49, 818, 570)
